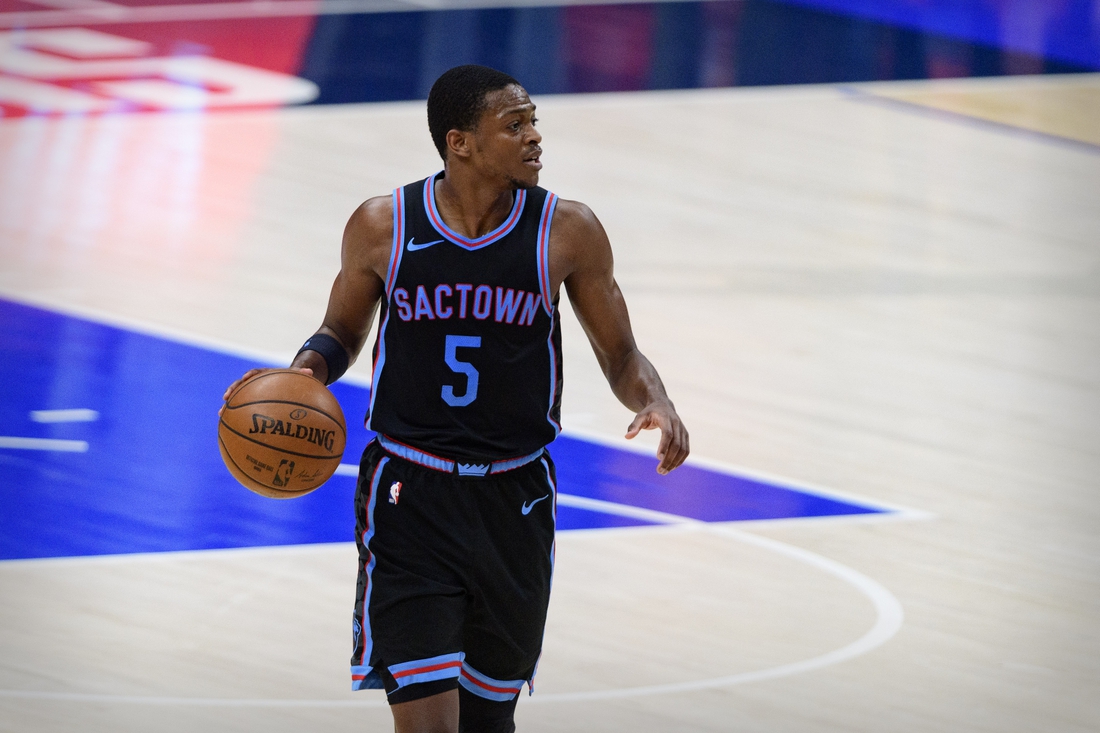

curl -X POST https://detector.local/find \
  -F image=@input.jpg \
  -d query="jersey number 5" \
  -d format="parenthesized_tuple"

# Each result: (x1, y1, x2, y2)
(442, 335, 481, 407)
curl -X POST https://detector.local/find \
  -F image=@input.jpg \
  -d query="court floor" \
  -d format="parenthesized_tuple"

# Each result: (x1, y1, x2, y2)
(1, 72, 1099, 731)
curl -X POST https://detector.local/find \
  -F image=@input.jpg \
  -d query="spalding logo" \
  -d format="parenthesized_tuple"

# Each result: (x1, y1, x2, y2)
(248, 413, 336, 451)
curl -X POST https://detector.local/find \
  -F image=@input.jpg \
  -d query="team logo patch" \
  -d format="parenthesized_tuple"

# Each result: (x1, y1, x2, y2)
(388, 481, 403, 505)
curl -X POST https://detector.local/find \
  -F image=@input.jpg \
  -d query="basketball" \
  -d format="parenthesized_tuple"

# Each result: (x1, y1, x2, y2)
(218, 369, 347, 499)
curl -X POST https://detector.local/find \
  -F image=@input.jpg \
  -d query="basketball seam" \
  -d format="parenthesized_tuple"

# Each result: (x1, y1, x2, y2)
(218, 419, 345, 461)
(218, 433, 299, 496)
(225, 370, 346, 437)
(226, 369, 304, 397)
(223, 399, 346, 438)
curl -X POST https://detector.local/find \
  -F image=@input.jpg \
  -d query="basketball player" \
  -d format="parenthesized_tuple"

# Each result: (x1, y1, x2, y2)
(223, 65, 688, 733)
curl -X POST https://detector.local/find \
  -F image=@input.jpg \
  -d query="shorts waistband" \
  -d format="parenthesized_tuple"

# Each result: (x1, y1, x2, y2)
(376, 435, 545, 477)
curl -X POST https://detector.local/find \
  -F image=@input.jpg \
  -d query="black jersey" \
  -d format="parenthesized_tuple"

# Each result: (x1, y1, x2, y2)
(365, 173, 563, 462)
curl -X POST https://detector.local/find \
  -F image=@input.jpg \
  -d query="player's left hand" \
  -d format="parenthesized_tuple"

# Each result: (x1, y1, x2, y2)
(625, 401, 689, 475)
(218, 367, 314, 418)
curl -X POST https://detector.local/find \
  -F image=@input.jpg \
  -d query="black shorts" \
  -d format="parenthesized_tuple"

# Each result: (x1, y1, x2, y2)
(350, 438, 557, 704)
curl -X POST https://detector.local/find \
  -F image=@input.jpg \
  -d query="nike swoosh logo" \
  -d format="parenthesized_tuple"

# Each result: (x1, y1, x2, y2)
(521, 494, 550, 515)
(407, 237, 444, 251)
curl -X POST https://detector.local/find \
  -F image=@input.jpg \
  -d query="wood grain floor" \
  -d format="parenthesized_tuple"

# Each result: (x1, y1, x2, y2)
(1, 75, 1098, 732)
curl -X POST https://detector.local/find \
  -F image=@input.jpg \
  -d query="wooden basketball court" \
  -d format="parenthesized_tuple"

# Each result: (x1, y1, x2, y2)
(1, 11, 1098, 731)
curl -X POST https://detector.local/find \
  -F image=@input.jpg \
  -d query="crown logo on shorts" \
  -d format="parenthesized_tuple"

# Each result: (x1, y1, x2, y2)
(457, 463, 490, 477)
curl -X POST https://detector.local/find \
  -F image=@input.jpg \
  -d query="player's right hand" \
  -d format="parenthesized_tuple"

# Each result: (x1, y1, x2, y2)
(625, 399, 689, 475)
(219, 368, 314, 416)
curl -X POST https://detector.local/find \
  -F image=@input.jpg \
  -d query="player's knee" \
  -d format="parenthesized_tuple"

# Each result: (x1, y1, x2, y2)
(458, 686, 518, 733)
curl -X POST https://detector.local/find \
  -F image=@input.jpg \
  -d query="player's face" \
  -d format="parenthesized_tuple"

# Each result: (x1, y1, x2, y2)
(471, 85, 542, 189)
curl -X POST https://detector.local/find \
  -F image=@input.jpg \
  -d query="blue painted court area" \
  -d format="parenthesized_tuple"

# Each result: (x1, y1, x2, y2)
(0, 299, 887, 560)
(776, 0, 1100, 70)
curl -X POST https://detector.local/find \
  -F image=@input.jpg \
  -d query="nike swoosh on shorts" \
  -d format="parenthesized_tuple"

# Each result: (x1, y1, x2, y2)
(521, 495, 550, 515)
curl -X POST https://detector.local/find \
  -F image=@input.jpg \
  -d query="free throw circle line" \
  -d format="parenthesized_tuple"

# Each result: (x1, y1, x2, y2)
(0, 495, 903, 706)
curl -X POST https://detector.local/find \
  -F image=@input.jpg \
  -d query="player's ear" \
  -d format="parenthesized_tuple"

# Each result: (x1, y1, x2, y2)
(446, 129, 472, 160)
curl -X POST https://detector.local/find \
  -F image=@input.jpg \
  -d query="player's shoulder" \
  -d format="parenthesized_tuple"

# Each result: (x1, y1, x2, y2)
(344, 195, 394, 246)
(549, 197, 603, 238)
(342, 195, 395, 271)
(546, 197, 612, 276)
(348, 195, 393, 236)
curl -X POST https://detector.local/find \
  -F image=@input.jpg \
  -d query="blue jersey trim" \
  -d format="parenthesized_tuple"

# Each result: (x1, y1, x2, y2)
(530, 455, 559, 693)
(489, 447, 546, 473)
(367, 189, 404, 429)
(388, 652, 465, 689)
(377, 434, 545, 475)
(351, 455, 388, 690)
(350, 664, 382, 690)
(536, 192, 558, 316)
(540, 455, 558, 576)
(536, 193, 561, 437)
(384, 186, 406, 297)
(458, 662, 526, 702)
(544, 311, 562, 438)
(423, 172, 527, 249)
(378, 434, 454, 472)
(365, 301, 391, 431)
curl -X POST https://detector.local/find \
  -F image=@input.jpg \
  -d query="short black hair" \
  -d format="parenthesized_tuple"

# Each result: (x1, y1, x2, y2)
(427, 65, 521, 161)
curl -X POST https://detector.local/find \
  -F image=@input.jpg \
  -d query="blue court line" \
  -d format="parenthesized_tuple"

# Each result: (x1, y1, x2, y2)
(0, 298, 891, 560)
(839, 85, 1100, 157)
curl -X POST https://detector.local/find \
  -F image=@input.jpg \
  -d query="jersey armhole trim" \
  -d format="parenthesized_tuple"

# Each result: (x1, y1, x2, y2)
(384, 187, 406, 297)
(368, 188, 403, 429)
(536, 192, 558, 316)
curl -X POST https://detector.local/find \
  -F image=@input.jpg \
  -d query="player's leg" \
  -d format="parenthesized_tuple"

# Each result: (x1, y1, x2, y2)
(350, 442, 469, 725)
(458, 454, 558, 733)
(458, 685, 520, 733)
(391, 689, 460, 733)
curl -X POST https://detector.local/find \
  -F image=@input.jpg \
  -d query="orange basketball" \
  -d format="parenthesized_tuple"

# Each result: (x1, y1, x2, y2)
(218, 369, 347, 499)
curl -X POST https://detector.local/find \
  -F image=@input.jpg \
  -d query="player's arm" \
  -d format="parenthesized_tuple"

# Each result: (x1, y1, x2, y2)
(552, 200, 689, 474)
(290, 197, 392, 384)
(221, 197, 392, 401)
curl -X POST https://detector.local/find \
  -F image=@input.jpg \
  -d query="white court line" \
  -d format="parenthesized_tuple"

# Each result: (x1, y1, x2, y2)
(334, 462, 359, 476)
(336, 461, 929, 527)
(30, 409, 99, 423)
(0, 436, 88, 451)
(338, 431, 934, 528)
(531, 501, 905, 702)
(0, 495, 904, 706)
(0, 296, 909, 703)
(561, 425, 932, 521)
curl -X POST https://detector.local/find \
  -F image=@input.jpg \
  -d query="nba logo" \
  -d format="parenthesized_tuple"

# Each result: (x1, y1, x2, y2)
(389, 481, 402, 505)
(272, 459, 295, 487)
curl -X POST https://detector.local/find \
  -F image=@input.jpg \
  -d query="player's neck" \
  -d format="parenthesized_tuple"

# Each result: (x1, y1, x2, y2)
(434, 167, 515, 240)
